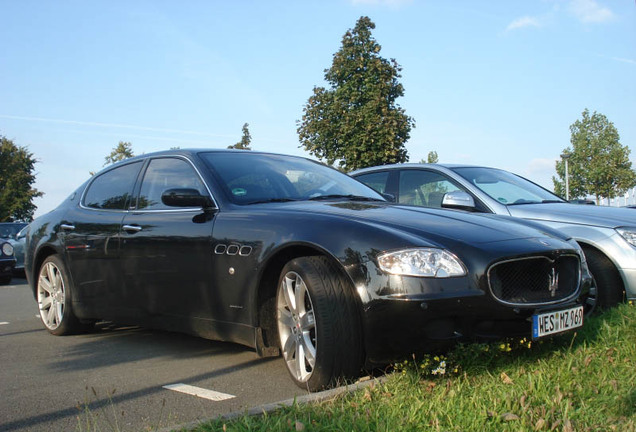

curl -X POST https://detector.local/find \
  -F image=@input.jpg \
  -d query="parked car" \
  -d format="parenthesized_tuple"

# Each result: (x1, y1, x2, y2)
(9, 225, 29, 275)
(26, 150, 591, 390)
(0, 222, 28, 240)
(1, 239, 16, 285)
(352, 163, 636, 309)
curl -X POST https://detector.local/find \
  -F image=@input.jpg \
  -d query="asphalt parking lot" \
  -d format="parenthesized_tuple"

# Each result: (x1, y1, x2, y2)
(0, 278, 308, 432)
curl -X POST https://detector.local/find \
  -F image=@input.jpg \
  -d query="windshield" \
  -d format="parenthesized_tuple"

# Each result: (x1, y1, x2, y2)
(451, 167, 564, 206)
(0, 223, 28, 239)
(200, 152, 385, 205)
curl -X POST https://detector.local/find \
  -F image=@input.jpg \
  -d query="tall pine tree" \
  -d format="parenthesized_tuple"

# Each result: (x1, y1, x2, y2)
(297, 16, 414, 171)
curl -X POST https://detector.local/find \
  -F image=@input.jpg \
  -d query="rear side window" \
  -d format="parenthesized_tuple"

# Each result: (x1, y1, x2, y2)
(355, 171, 390, 194)
(83, 162, 142, 210)
(137, 158, 208, 210)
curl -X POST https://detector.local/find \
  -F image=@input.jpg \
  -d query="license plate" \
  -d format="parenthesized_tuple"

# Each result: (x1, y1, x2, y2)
(532, 306, 584, 339)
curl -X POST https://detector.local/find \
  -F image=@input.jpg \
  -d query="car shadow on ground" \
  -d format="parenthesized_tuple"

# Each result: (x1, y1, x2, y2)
(48, 321, 252, 372)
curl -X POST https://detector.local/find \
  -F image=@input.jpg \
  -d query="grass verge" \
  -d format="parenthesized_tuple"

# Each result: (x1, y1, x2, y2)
(185, 304, 635, 431)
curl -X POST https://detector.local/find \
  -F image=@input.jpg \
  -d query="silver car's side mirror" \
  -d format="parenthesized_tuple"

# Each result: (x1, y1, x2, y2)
(442, 191, 476, 211)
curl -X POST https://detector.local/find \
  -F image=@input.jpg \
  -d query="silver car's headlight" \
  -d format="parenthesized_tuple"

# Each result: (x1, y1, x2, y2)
(616, 227, 636, 248)
(377, 248, 467, 278)
(2, 243, 13, 256)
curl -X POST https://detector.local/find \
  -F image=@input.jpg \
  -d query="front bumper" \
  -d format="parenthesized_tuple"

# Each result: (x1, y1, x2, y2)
(361, 290, 584, 367)
(620, 268, 636, 301)
(1, 258, 16, 278)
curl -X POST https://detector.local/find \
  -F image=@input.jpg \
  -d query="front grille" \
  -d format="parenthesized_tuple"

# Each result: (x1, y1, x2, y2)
(488, 254, 580, 305)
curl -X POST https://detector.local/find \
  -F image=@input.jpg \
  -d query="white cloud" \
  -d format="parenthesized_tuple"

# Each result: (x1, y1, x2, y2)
(568, 0, 614, 23)
(609, 56, 636, 65)
(506, 16, 542, 32)
(350, 0, 413, 7)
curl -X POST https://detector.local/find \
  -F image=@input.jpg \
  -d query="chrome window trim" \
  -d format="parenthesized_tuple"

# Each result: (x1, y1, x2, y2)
(79, 155, 219, 213)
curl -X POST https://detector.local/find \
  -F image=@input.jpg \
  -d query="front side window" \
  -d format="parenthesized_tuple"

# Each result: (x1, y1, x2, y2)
(83, 162, 142, 210)
(137, 158, 208, 210)
(398, 170, 462, 208)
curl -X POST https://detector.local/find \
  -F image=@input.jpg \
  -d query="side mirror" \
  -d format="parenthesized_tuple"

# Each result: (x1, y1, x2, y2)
(161, 188, 213, 208)
(381, 193, 396, 202)
(442, 191, 476, 211)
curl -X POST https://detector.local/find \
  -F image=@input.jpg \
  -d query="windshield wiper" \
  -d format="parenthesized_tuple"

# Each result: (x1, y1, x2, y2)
(308, 194, 384, 202)
(246, 198, 299, 205)
(541, 199, 565, 203)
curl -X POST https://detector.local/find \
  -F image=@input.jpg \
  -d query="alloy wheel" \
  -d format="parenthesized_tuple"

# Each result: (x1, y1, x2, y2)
(277, 271, 317, 383)
(37, 261, 66, 330)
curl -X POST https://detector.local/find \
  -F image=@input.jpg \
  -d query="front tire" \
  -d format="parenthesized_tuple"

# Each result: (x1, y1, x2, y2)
(583, 248, 624, 309)
(276, 256, 362, 391)
(37, 255, 84, 335)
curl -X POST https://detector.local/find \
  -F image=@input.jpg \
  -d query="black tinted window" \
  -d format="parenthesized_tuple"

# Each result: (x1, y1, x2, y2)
(83, 162, 142, 210)
(137, 158, 207, 210)
(355, 171, 390, 194)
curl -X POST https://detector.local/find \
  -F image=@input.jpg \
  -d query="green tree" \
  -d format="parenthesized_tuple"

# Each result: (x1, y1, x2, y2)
(0, 136, 43, 221)
(104, 141, 134, 166)
(297, 16, 415, 171)
(228, 123, 252, 150)
(425, 151, 439, 164)
(553, 109, 636, 202)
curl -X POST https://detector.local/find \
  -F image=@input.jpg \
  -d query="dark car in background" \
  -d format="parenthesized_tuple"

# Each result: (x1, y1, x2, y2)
(26, 150, 591, 390)
(1, 239, 16, 284)
(9, 225, 29, 275)
(0, 222, 26, 283)
(352, 163, 636, 309)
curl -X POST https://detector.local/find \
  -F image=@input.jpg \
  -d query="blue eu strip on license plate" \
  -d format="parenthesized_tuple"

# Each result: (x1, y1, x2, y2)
(532, 306, 584, 339)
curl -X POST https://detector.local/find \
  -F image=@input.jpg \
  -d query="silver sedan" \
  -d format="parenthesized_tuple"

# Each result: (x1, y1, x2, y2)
(353, 163, 636, 309)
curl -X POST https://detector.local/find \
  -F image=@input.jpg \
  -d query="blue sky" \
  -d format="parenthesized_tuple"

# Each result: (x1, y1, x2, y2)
(1, 0, 634, 217)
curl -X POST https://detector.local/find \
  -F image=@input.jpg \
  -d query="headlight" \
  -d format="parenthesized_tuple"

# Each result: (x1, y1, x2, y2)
(1, 243, 13, 256)
(377, 248, 467, 278)
(616, 227, 636, 248)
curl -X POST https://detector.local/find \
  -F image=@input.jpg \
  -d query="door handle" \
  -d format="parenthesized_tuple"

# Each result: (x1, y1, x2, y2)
(60, 224, 75, 231)
(123, 224, 143, 233)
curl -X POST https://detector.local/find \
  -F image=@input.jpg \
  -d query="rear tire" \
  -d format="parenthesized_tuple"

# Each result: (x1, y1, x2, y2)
(0, 275, 11, 285)
(583, 248, 624, 309)
(276, 256, 363, 391)
(37, 255, 86, 335)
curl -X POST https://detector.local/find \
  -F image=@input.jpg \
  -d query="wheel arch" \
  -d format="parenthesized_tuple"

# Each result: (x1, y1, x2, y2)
(253, 243, 364, 356)
(577, 241, 626, 305)
(30, 246, 61, 296)
(577, 242, 624, 285)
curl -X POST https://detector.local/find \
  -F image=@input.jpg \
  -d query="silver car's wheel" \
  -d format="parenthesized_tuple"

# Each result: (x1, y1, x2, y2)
(276, 256, 362, 391)
(36, 255, 84, 335)
(277, 270, 317, 383)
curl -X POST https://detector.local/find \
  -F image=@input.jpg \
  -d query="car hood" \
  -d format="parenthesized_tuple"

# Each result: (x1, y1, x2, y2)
(277, 200, 569, 246)
(506, 202, 636, 229)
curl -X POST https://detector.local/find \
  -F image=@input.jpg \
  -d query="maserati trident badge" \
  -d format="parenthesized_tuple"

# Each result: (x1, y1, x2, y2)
(548, 267, 559, 297)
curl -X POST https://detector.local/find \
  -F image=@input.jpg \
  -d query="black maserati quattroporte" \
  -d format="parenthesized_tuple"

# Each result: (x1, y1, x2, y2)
(26, 150, 591, 390)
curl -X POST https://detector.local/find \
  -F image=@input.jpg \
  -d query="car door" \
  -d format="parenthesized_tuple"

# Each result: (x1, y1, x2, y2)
(62, 161, 144, 318)
(119, 156, 217, 322)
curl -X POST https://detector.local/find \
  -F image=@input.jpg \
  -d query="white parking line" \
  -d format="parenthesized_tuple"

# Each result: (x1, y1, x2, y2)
(163, 383, 235, 401)
(0, 322, 9, 325)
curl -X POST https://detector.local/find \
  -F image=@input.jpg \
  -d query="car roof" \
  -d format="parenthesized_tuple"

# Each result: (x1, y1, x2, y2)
(351, 163, 505, 174)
